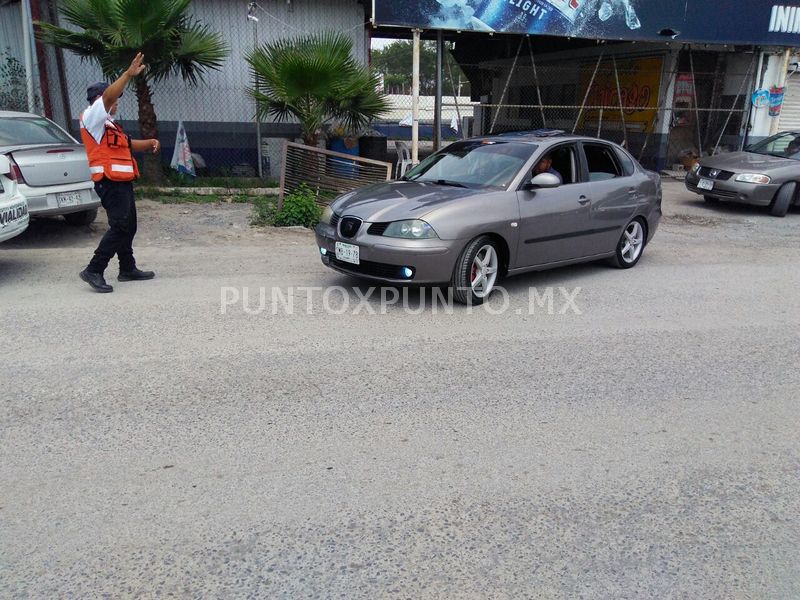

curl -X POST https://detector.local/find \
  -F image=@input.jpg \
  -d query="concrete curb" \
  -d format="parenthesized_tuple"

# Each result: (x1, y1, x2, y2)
(148, 187, 281, 196)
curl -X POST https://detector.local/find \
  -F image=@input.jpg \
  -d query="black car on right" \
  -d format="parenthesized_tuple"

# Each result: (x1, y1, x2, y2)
(685, 131, 800, 217)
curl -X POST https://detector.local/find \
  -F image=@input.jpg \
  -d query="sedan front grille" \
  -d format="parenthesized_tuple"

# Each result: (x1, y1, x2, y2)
(367, 222, 390, 236)
(688, 183, 737, 198)
(698, 167, 733, 181)
(339, 216, 362, 238)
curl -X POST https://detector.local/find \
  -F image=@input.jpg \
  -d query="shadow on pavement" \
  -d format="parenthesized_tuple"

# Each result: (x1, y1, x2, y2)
(328, 260, 604, 313)
(676, 197, 800, 219)
(2, 216, 103, 250)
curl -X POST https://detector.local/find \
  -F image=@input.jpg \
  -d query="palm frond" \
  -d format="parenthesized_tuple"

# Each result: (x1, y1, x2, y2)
(247, 31, 388, 140)
(167, 20, 228, 84)
(37, 0, 228, 85)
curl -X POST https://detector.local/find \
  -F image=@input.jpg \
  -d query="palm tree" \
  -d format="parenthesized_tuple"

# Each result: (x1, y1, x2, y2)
(37, 0, 228, 182)
(246, 32, 388, 147)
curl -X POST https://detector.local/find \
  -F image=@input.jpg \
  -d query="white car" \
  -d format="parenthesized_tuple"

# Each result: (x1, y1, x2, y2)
(0, 111, 100, 226)
(0, 154, 29, 243)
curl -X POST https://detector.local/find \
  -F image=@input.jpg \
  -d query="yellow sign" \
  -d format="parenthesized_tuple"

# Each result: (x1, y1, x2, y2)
(579, 56, 663, 134)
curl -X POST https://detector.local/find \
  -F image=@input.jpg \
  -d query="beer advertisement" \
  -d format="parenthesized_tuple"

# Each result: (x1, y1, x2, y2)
(373, 1, 800, 46)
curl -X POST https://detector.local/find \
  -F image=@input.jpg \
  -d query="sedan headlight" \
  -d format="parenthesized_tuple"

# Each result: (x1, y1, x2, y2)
(320, 205, 334, 225)
(735, 173, 771, 184)
(691, 162, 701, 173)
(383, 219, 438, 239)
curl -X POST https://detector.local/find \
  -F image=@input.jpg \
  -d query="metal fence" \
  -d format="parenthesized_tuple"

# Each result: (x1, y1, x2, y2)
(375, 45, 759, 173)
(279, 141, 392, 208)
(2, 0, 371, 181)
(2, 0, 760, 180)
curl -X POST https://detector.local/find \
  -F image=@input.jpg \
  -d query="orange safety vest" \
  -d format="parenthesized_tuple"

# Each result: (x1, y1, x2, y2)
(79, 113, 140, 182)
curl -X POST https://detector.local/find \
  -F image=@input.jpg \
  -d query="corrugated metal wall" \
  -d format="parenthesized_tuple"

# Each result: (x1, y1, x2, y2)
(60, 0, 369, 124)
(0, 1, 24, 62)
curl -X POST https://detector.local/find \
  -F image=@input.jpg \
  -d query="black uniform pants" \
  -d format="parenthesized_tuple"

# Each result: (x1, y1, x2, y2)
(87, 178, 138, 274)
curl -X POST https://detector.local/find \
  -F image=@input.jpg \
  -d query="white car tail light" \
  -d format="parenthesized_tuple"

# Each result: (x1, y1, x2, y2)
(6, 154, 25, 184)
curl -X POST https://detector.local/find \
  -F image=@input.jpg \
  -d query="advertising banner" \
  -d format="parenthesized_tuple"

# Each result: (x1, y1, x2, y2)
(578, 56, 663, 133)
(373, 1, 800, 46)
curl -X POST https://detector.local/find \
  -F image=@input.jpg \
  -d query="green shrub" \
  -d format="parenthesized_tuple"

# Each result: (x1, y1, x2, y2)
(271, 184, 321, 228)
(251, 195, 278, 226)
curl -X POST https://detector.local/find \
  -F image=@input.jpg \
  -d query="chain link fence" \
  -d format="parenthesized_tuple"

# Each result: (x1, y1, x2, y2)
(3, 0, 759, 181)
(2, 0, 370, 182)
(375, 46, 758, 174)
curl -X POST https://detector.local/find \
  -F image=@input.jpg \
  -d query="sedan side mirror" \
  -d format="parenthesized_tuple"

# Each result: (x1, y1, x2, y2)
(529, 172, 561, 188)
(0, 155, 10, 176)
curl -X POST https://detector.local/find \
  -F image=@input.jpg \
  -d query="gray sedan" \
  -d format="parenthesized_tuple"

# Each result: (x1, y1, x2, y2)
(315, 132, 662, 304)
(685, 131, 800, 217)
(0, 111, 100, 226)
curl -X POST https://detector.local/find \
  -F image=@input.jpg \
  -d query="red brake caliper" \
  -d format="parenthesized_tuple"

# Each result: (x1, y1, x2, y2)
(471, 261, 477, 283)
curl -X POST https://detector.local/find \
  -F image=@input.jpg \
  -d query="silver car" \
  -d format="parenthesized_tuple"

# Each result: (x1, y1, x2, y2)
(0, 111, 100, 226)
(685, 131, 800, 217)
(315, 133, 662, 304)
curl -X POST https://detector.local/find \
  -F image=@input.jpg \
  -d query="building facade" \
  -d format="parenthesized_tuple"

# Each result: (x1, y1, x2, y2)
(2, 0, 371, 176)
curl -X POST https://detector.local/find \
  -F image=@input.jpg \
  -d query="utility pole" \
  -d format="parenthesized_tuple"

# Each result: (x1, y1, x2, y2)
(434, 30, 443, 151)
(412, 28, 421, 165)
(248, 2, 263, 177)
(20, 0, 36, 113)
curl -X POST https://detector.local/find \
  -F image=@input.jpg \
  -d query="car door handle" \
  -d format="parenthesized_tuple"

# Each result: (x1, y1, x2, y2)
(578, 195, 590, 205)
(628, 188, 638, 196)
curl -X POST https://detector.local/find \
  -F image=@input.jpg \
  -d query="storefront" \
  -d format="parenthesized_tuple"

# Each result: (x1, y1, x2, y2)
(371, 1, 800, 170)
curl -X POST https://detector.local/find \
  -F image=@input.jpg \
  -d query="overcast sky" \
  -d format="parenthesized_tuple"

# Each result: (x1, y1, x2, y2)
(371, 38, 399, 50)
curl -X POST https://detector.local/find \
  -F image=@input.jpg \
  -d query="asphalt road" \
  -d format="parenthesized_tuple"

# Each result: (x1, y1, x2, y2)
(1, 182, 799, 599)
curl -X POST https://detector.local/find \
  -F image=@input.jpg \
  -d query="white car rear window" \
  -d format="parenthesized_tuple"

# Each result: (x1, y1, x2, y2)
(0, 117, 74, 146)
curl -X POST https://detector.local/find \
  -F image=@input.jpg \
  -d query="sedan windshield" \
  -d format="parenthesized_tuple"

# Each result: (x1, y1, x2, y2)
(747, 132, 800, 160)
(0, 117, 75, 146)
(403, 140, 537, 189)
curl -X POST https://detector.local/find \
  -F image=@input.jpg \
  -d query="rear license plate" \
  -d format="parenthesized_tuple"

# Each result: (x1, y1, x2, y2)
(56, 191, 83, 207)
(335, 241, 360, 265)
(697, 178, 714, 191)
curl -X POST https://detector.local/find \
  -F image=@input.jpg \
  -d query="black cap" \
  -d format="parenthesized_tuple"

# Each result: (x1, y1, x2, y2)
(86, 81, 121, 103)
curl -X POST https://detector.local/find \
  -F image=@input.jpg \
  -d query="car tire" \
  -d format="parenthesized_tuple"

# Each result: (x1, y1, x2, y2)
(703, 195, 719, 203)
(63, 208, 98, 226)
(609, 218, 646, 269)
(451, 235, 500, 306)
(769, 182, 795, 218)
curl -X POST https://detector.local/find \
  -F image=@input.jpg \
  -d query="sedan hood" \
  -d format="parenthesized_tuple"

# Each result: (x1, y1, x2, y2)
(701, 151, 798, 171)
(331, 180, 485, 222)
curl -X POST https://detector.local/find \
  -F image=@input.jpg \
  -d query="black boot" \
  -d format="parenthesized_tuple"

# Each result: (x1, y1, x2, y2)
(80, 269, 113, 293)
(118, 268, 155, 281)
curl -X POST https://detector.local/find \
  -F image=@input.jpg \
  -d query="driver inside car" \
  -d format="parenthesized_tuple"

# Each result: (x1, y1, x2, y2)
(533, 154, 563, 184)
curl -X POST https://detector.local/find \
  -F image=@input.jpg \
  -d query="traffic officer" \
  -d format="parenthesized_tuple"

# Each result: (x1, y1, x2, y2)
(79, 52, 159, 293)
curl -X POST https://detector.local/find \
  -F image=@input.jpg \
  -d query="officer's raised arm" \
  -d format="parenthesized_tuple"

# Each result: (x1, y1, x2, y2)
(102, 52, 146, 112)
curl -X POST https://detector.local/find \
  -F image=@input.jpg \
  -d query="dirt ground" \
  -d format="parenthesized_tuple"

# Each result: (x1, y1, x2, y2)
(1, 181, 799, 598)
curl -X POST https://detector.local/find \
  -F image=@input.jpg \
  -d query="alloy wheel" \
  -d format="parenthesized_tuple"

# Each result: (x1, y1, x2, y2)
(620, 220, 644, 264)
(470, 244, 499, 298)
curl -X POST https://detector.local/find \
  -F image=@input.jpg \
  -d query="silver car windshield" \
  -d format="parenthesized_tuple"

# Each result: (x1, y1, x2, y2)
(403, 141, 537, 189)
(0, 117, 74, 146)
(747, 132, 800, 160)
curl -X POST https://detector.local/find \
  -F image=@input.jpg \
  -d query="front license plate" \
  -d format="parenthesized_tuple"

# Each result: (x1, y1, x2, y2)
(697, 178, 714, 191)
(56, 191, 84, 207)
(335, 241, 360, 265)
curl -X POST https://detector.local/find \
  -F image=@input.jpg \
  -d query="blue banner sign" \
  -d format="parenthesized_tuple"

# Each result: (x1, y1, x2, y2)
(373, 1, 800, 46)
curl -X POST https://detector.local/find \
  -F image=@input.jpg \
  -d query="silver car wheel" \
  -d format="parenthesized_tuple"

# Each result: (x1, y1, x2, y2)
(620, 221, 644, 264)
(470, 244, 499, 298)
